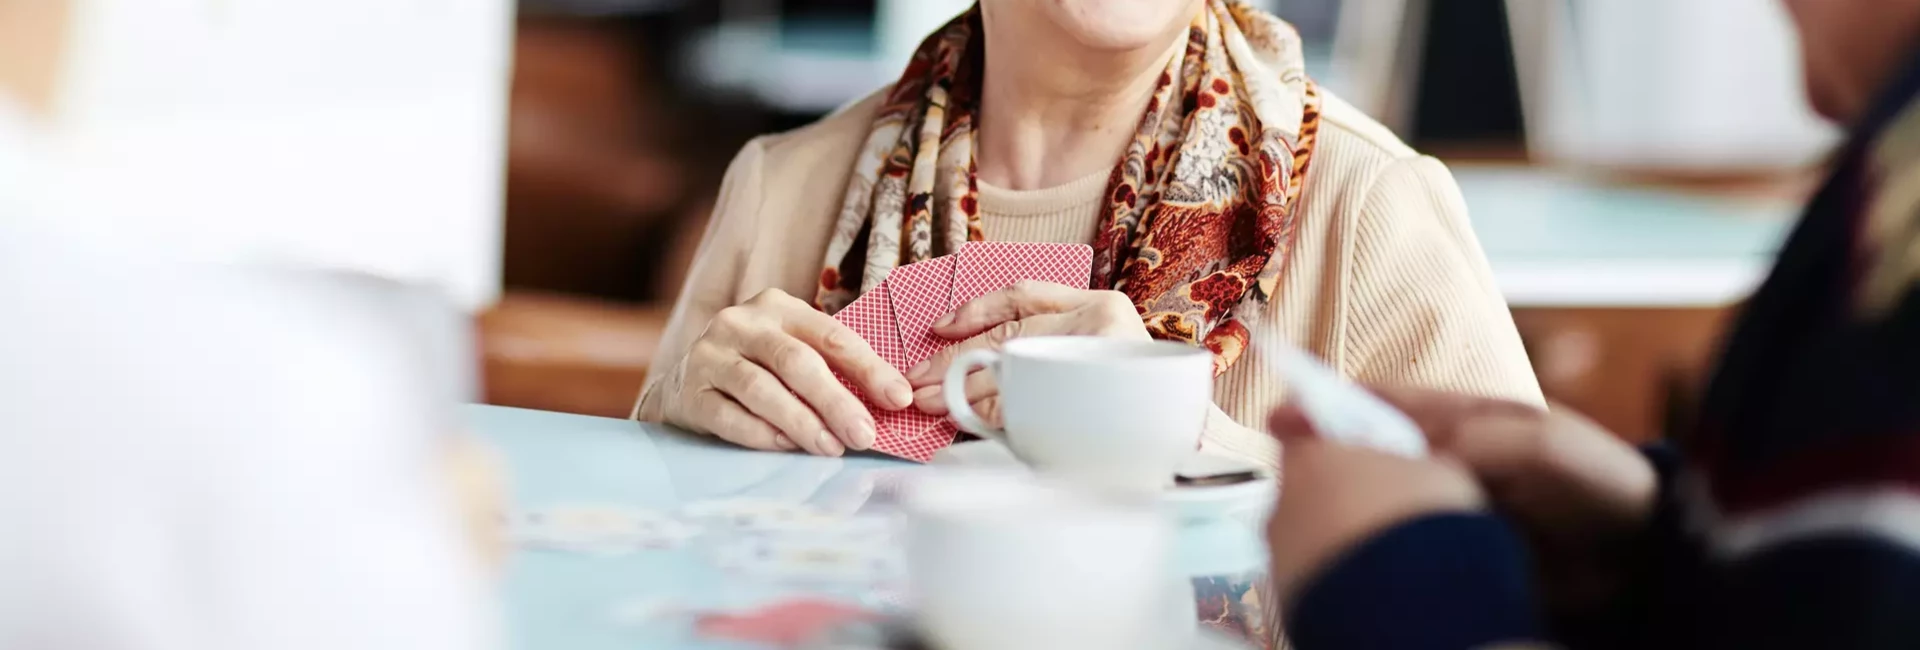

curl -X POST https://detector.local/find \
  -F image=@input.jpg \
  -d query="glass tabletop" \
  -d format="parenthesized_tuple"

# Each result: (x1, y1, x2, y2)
(467, 404, 1274, 650)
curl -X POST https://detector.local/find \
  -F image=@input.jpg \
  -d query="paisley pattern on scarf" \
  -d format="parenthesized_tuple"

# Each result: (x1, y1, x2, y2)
(815, 0, 1322, 375)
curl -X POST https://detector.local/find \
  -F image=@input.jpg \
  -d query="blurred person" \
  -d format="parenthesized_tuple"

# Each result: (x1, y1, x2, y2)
(1264, 1, 1920, 648)
(634, 0, 1541, 463)
(0, 2, 502, 648)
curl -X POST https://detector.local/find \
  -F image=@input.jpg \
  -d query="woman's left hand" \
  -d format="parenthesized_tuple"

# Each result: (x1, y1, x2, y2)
(904, 281, 1148, 426)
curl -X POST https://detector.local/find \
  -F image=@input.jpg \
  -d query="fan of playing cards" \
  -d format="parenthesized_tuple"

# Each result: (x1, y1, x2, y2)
(833, 241, 1095, 462)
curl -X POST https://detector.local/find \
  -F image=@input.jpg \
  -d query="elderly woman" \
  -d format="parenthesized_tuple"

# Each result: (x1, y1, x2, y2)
(634, 0, 1540, 464)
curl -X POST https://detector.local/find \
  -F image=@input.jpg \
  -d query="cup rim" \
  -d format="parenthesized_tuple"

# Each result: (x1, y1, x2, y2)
(1001, 336, 1207, 362)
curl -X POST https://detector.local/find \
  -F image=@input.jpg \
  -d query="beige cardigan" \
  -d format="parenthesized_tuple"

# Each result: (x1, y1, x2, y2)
(634, 88, 1542, 466)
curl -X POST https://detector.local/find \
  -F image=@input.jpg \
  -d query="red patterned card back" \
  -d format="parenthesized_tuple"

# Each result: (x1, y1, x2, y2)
(885, 256, 957, 367)
(949, 242, 1095, 311)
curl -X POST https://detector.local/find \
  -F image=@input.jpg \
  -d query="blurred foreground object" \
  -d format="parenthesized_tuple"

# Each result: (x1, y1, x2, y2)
(0, 227, 499, 650)
(0, 4, 506, 646)
(10, 0, 513, 311)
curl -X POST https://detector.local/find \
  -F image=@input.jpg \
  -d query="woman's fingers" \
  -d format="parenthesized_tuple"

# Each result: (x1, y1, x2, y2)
(710, 351, 843, 456)
(907, 312, 1072, 386)
(967, 396, 1002, 429)
(721, 292, 888, 452)
(913, 366, 996, 415)
(731, 330, 861, 453)
(687, 388, 786, 451)
(930, 280, 1080, 339)
(673, 288, 895, 456)
(778, 301, 913, 410)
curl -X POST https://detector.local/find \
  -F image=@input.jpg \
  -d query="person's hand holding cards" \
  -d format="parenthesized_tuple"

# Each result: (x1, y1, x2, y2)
(906, 281, 1148, 427)
(660, 288, 914, 457)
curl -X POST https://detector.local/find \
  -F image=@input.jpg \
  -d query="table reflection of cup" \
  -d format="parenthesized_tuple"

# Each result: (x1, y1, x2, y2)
(941, 337, 1210, 495)
(905, 472, 1179, 650)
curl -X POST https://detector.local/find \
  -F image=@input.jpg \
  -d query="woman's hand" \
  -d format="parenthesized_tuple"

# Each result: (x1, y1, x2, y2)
(1269, 386, 1658, 610)
(903, 281, 1148, 427)
(1267, 434, 1486, 602)
(663, 288, 913, 456)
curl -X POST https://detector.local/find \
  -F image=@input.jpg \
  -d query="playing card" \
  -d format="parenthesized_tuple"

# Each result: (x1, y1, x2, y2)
(833, 283, 908, 375)
(833, 244, 1093, 464)
(949, 242, 1095, 310)
(831, 285, 915, 442)
(884, 257, 957, 366)
(693, 599, 881, 647)
(870, 415, 955, 463)
(707, 533, 905, 585)
(1263, 341, 1429, 458)
(834, 280, 961, 462)
(681, 498, 841, 532)
(509, 504, 697, 555)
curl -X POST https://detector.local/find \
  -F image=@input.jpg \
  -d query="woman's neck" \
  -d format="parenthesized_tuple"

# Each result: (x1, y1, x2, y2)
(975, 24, 1189, 191)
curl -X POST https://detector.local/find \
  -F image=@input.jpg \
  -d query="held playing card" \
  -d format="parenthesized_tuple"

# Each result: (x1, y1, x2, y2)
(831, 243, 1094, 463)
(832, 283, 947, 453)
(832, 283, 907, 371)
(949, 242, 1095, 309)
(1264, 342, 1429, 458)
(884, 257, 957, 367)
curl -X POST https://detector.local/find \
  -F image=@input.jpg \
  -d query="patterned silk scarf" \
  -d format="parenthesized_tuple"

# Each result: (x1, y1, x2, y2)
(815, 0, 1322, 375)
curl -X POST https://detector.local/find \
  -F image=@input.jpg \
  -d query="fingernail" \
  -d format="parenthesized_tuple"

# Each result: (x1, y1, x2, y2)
(773, 434, 799, 451)
(850, 420, 876, 450)
(933, 313, 954, 328)
(816, 430, 845, 457)
(889, 382, 915, 409)
(906, 363, 929, 384)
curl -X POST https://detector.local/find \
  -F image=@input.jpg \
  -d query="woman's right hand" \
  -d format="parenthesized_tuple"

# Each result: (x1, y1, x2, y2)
(662, 288, 913, 456)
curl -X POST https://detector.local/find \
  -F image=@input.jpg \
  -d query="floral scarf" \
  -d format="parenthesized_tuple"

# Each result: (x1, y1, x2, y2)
(815, 0, 1322, 375)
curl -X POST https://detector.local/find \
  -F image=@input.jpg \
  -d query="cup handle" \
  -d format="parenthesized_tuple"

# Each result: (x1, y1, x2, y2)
(944, 348, 1004, 439)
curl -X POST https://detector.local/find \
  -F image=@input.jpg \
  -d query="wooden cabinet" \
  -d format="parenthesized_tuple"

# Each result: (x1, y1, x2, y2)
(1511, 306, 1734, 443)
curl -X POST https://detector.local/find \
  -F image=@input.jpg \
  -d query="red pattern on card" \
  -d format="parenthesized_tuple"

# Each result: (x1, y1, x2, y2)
(949, 242, 1095, 310)
(836, 282, 956, 461)
(886, 257, 956, 366)
(830, 245, 1091, 463)
(693, 599, 879, 646)
(871, 418, 956, 462)
(834, 285, 904, 367)
(831, 286, 906, 441)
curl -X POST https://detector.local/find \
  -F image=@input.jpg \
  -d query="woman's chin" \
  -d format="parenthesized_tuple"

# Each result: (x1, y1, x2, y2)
(1044, 0, 1195, 52)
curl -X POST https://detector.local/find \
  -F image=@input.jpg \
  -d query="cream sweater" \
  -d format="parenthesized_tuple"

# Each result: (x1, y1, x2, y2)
(633, 89, 1543, 467)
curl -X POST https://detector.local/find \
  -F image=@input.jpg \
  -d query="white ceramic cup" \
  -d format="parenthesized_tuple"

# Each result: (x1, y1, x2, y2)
(942, 336, 1211, 493)
(905, 472, 1178, 650)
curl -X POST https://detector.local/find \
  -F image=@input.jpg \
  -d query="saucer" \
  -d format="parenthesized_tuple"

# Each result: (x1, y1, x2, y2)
(928, 440, 1276, 524)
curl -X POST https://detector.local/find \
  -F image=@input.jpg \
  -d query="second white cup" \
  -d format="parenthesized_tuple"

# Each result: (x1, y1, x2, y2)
(906, 472, 1179, 650)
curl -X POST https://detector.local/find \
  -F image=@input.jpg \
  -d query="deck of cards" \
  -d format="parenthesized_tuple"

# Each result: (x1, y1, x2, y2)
(833, 242, 1094, 462)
